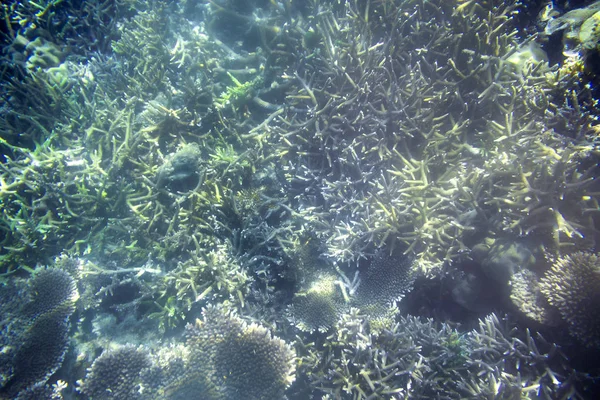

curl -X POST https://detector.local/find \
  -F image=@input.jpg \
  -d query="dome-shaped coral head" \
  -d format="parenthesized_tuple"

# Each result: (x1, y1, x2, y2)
(186, 305, 296, 400)
(540, 251, 600, 348)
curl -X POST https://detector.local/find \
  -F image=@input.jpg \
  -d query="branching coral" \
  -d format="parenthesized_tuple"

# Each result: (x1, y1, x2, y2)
(257, 0, 600, 273)
(297, 310, 577, 399)
(148, 236, 251, 333)
(1, 0, 599, 398)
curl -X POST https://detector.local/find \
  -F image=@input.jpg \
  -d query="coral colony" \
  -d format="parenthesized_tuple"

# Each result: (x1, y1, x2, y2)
(1, 0, 600, 399)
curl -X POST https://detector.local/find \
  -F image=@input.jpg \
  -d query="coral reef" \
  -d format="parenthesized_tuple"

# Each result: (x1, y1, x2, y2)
(287, 272, 347, 332)
(352, 249, 415, 316)
(509, 269, 561, 326)
(77, 305, 296, 400)
(156, 143, 203, 192)
(0, 0, 599, 398)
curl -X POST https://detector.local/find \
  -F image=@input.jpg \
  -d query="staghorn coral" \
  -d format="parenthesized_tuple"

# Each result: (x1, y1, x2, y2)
(150, 238, 251, 334)
(1, 0, 599, 397)
(456, 313, 577, 399)
(297, 310, 576, 399)
(540, 251, 600, 348)
(185, 305, 296, 400)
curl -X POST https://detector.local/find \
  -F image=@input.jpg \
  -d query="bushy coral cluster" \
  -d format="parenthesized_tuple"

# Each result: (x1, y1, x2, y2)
(540, 251, 600, 347)
(287, 249, 415, 332)
(77, 305, 295, 400)
(185, 305, 296, 400)
(78, 345, 152, 399)
(296, 310, 575, 399)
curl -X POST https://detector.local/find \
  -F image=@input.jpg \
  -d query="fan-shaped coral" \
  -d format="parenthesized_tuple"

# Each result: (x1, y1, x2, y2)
(352, 250, 416, 317)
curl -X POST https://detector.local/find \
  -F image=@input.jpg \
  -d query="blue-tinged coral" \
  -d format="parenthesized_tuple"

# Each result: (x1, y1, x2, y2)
(13, 381, 65, 400)
(77, 345, 152, 400)
(352, 249, 415, 316)
(0, 268, 77, 398)
(297, 310, 576, 399)
(1, 0, 600, 398)
(78, 304, 296, 399)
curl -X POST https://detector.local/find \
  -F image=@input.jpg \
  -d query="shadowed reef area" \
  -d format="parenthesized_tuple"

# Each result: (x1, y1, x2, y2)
(1, 0, 600, 398)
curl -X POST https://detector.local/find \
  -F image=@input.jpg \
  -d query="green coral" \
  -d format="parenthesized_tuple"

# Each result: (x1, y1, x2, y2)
(0, 0, 599, 397)
(214, 72, 265, 111)
(298, 311, 573, 399)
